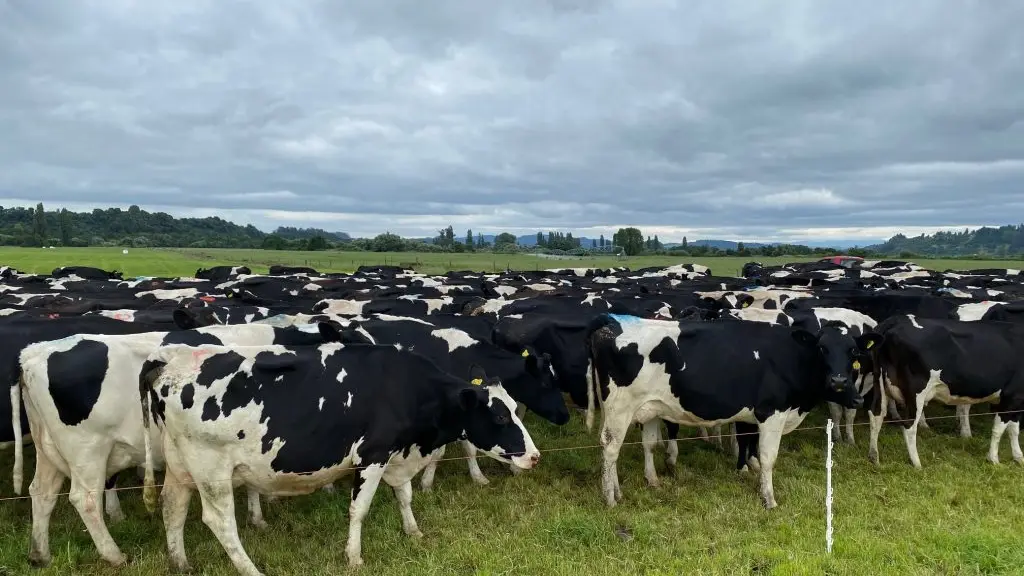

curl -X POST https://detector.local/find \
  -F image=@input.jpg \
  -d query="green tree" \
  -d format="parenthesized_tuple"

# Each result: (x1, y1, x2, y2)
(613, 227, 645, 256)
(465, 229, 474, 249)
(536, 232, 545, 247)
(33, 202, 47, 245)
(476, 232, 485, 247)
(59, 208, 72, 246)
(599, 234, 605, 248)
(262, 234, 287, 250)
(306, 235, 328, 251)
(682, 236, 688, 248)
(494, 232, 518, 247)
(591, 239, 597, 248)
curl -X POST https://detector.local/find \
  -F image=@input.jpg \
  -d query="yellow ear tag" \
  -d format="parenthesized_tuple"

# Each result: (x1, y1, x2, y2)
(852, 360, 861, 371)
(470, 378, 483, 386)
(742, 300, 751, 308)
(865, 340, 874, 349)
(521, 349, 530, 358)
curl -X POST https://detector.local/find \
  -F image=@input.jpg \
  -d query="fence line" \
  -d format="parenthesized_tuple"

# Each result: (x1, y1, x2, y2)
(0, 408, 1017, 504)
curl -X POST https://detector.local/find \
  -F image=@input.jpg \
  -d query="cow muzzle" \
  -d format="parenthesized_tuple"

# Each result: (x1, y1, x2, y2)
(830, 375, 849, 390)
(511, 451, 541, 470)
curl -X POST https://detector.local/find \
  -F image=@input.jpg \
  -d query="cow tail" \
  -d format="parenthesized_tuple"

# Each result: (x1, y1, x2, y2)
(11, 369, 24, 495)
(584, 314, 615, 432)
(139, 358, 166, 514)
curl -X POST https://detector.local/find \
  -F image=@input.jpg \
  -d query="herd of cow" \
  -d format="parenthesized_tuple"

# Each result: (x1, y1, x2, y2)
(0, 259, 1022, 575)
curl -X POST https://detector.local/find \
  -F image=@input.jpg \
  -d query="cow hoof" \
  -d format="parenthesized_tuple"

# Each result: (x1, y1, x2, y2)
(249, 518, 268, 531)
(960, 431, 972, 439)
(170, 561, 193, 574)
(646, 477, 660, 488)
(105, 553, 128, 567)
(321, 483, 336, 494)
(988, 455, 1000, 465)
(348, 556, 364, 568)
(843, 437, 856, 446)
(738, 465, 749, 474)
(471, 476, 490, 486)
(28, 553, 51, 568)
(420, 483, 433, 493)
(407, 529, 424, 540)
(868, 451, 879, 466)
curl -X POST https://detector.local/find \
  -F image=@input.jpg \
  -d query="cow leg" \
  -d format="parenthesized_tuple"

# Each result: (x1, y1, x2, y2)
(247, 487, 267, 530)
(709, 424, 724, 448)
(599, 411, 632, 507)
(392, 480, 423, 539)
(828, 402, 843, 442)
(729, 423, 740, 457)
(1008, 419, 1023, 464)
(756, 414, 786, 510)
(664, 421, 679, 467)
(27, 450, 65, 567)
(887, 398, 901, 420)
(462, 440, 491, 485)
(419, 445, 445, 492)
(868, 409, 885, 465)
(902, 392, 929, 469)
(162, 468, 194, 573)
(640, 420, 661, 487)
(918, 410, 930, 430)
(843, 408, 857, 445)
(196, 478, 262, 576)
(346, 463, 386, 567)
(321, 483, 336, 494)
(735, 422, 758, 472)
(988, 414, 1010, 464)
(104, 474, 125, 523)
(958, 405, 972, 438)
(698, 426, 710, 442)
(67, 468, 126, 566)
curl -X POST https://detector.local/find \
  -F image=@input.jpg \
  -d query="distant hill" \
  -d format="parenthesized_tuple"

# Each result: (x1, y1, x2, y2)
(272, 227, 350, 241)
(867, 225, 1024, 257)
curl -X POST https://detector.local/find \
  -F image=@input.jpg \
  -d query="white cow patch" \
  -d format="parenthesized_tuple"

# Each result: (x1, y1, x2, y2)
(430, 328, 478, 353)
(345, 392, 354, 407)
(318, 397, 325, 410)
(753, 350, 760, 360)
(337, 368, 348, 383)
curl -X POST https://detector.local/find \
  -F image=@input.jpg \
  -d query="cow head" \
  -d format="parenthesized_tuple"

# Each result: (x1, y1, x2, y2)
(457, 365, 541, 471)
(505, 346, 569, 426)
(792, 321, 882, 405)
(173, 307, 225, 330)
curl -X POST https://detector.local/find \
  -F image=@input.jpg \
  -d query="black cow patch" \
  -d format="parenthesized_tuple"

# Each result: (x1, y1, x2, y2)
(46, 339, 110, 426)
(221, 372, 262, 417)
(180, 383, 195, 410)
(196, 352, 245, 388)
(162, 328, 222, 346)
(237, 430, 245, 439)
(201, 396, 220, 421)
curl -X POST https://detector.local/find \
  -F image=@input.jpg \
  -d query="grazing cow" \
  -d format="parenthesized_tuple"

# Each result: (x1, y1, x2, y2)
(12, 322, 346, 567)
(585, 314, 878, 508)
(139, 343, 540, 573)
(873, 315, 1024, 468)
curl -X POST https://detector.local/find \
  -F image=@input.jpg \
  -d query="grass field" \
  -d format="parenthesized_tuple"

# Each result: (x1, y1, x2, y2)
(0, 247, 1022, 575)
(0, 246, 1021, 278)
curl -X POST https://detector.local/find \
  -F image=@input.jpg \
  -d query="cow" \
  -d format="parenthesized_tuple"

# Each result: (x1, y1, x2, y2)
(872, 315, 1024, 468)
(12, 322, 348, 567)
(194, 266, 251, 282)
(316, 314, 567, 489)
(585, 314, 879, 509)
(138, 342, 540, 573)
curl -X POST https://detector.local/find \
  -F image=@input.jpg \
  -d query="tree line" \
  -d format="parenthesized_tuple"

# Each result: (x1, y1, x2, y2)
(6, 203, 1023, 258)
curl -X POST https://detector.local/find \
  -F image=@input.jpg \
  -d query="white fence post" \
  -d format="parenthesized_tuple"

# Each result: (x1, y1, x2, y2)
(825, 419, 834, 554)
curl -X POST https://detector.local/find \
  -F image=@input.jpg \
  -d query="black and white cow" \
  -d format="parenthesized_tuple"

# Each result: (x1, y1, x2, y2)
(873, 315, 1024, 468)
(12, 322, 347, 567)
(315, 313, 567, 489)
(585, 314, 879, 509)
(139, 342, 540, 573)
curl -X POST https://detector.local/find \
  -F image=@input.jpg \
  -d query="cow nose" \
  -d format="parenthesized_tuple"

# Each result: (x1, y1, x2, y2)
(529, 453, 541, 467)
(830, 375, 848, 388)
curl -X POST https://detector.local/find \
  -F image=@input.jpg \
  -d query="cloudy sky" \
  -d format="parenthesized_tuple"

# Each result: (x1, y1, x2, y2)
(2, 1, 1023, 243)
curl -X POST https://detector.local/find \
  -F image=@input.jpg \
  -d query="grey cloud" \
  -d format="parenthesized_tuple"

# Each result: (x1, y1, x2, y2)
(1, 0, 1023, 242)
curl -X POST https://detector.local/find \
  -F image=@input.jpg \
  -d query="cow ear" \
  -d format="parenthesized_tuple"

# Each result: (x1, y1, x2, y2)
(340, 329, 373, 346)
(316, 321, 343, 342)
(737, 294, 755, 309)
(856, 333, 882, 352)
(457, 387, 486, 411)
(173, 308, 198, 330)
(790, 328, 818, 347)
(469, 364, 488, 383)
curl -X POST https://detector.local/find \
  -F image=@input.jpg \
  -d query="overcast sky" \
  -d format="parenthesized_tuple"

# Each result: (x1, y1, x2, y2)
(2, 1, 1023, 243)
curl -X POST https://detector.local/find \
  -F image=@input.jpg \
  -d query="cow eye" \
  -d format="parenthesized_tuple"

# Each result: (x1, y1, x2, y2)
(494, 413, 510, 425)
